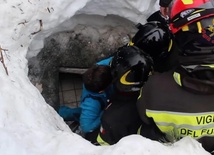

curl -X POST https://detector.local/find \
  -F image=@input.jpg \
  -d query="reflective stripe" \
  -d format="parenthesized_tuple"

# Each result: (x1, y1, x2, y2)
(146, 110, 214, 126)
(182, 25, 189, 31)
(168, 39, 173, 52)
(201, 64, 214, 68)
(196, 21, 202, 33)
(173, 72, 182, 86)
(128, 41, 134, 46)
(96, 133, 110, 146)
(120, 70, 139, 85)
(192, 9, 205, 14)
(137, 125, 142, 134)
(137, 87, 143, 100)
(181, 0, 194, 5)
(146, 110, 214, 139)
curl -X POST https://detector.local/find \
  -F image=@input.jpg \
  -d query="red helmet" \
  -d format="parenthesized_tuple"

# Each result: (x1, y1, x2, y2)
(170, 0, 214, 34)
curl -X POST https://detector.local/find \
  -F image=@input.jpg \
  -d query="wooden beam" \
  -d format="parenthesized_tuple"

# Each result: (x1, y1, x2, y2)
(59, 67, 88, 75)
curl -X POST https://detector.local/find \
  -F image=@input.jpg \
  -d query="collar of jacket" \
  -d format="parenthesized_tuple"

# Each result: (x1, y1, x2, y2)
(178, 54, 214, 66)
(173, 64, 214, 94)
(110, 89, 140, 102)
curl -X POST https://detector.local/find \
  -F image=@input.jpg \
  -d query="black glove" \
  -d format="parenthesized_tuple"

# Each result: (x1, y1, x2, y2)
(139, 118, 169, 143)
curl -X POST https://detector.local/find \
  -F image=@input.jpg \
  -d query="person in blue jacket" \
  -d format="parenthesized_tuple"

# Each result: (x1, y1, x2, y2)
(80, 63, 114, 140)
(58, 56, 114, 137)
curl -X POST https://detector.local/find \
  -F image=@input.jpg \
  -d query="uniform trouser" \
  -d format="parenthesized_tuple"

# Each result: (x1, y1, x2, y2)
(97, 101, 142, 145)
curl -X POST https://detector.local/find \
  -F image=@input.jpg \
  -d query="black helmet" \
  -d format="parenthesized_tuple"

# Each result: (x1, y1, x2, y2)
(130, 21, 172, 61)
(111, 46, 153, 92)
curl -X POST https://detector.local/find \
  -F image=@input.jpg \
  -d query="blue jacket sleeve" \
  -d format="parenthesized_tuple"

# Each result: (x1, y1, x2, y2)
(79, 98, 103, 133)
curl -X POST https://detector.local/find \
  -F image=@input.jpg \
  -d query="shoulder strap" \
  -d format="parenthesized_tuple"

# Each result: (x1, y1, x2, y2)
(82, 94, 106, 110)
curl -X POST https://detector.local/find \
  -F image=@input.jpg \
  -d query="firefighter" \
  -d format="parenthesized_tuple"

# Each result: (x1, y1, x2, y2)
(137, 0, 214, 153)
(96, 46, 154, 145)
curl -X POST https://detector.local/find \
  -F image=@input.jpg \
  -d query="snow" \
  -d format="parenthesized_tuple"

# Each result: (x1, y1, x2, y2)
(0, 0, 211, 154)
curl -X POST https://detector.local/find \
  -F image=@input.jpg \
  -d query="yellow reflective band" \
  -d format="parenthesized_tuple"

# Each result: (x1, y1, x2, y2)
(182, 25, 189, 32)
(146, 110, 214, 126)
(120, 70, 136, 85)
(168, 39, 173, 52)
(201, 64, 214, 68)
(173, 72, 182, 86)
(96, 133, 110, 146)
(181, 0, 193, 4)
(192, 9, 206, 14)
(196, 21, 202, 33)
(137, 87, 143, 100)
(137, 125, 142, 134)
(173, 17, 179, 23)
(146, 110, 214, 139)
(128, 41, 134, 46)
